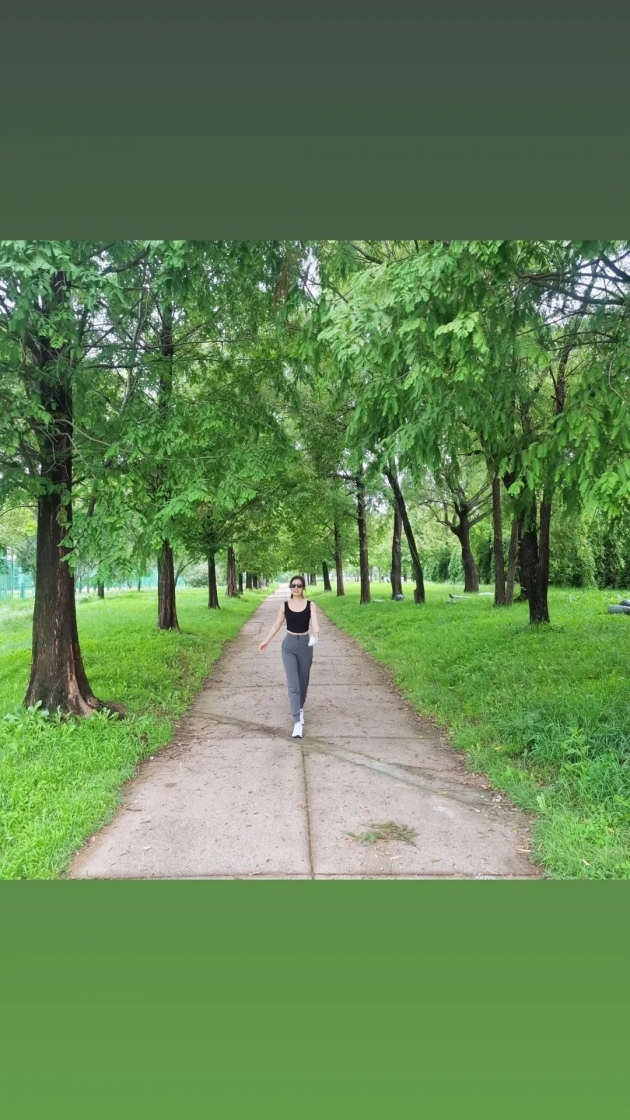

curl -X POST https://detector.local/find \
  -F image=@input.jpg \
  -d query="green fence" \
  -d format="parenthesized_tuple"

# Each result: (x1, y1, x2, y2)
(0, 552, 34, 600)
(0, 555, 192, 600)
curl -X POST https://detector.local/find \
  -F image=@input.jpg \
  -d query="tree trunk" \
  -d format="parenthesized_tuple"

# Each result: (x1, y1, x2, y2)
(390, 505, 403, 598)
(452, 513, 479, 593)
(226, 547, 238, 596)
(536, 495, 552, 621)
(207, 551, 220, 608)
(519, 493, 551, 623)
(137, 578, 142, 592)
(356, 473, 371, 604)
(333, 518, 345, 596)
(462, 536, 479, 593)
(238, 571, 243, 594)
(322, 561, 332, 591)
(505, 517, 520, 606)
(491, 476, 506, 606)
(97, 581, 105, 599)
(252, 572, 259, 590)
(152, 300, 178, 629)
(157, 539, 179, 630)
(24, 331, 102, 717)
(384, 467, 425, 603)
(246, 572, 252, 590)
(25, 488, 103, 715)
(310, 572, 317, 586)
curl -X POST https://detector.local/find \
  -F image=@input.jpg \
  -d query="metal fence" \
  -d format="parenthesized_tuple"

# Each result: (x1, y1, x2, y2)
(0, 552, 192, 600)
(0, 550, 34, 600)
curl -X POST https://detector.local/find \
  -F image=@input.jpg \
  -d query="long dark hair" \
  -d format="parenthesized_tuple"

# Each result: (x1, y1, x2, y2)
(289, 575, 306, 599)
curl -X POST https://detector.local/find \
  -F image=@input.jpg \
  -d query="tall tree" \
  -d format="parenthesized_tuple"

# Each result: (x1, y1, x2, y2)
(418, 468, 492, 593)
(320, 239, 630, 623)
(383, 466, 426, 603)
(390, 504, 403, 598)
(0, 240, 148, 713)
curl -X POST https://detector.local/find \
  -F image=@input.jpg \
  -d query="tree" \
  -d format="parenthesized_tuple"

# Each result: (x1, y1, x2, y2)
(320, 239, 630, 623)
(278, 362, 364, 600)
(0, 238, 306, 711)
(415, 465, 492, 594)
(390, 504, 403, 597)
(382, 465, 426, 603)
(80, 239, 300, 629)
(0, 240, 150, 713)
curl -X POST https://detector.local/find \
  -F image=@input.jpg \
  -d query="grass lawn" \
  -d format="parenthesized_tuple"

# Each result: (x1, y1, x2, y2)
(0, 588, 267, 879)
(311, 581, 630, 879)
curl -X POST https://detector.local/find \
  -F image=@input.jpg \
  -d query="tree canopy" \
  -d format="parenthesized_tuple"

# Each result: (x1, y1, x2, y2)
(2, 239, 629, 711)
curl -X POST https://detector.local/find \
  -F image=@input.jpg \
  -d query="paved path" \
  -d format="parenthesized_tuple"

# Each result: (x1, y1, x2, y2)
(69, 587, 540, 879)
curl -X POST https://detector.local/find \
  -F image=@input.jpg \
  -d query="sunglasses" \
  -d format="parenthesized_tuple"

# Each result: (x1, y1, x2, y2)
(290, 583, 304, 589)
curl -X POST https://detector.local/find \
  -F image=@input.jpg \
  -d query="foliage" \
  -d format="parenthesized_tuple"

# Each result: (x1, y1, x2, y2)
(447, 548, 465, 585)
(317, 239, 630, 620)
(588, 509, 630, 589)
(548, 509, 597, 589)
(0, 505, 37, 578)
(183, 562, 211, 588)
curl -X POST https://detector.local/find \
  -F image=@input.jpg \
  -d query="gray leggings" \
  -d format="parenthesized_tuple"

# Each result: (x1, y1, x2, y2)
(281, 633, 313, 721)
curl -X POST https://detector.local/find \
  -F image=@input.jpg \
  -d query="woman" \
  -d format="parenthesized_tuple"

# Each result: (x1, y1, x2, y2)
(258, 576, 320, 738)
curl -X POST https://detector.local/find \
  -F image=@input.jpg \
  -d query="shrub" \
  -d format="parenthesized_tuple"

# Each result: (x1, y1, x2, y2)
(183, 563, 208, 588)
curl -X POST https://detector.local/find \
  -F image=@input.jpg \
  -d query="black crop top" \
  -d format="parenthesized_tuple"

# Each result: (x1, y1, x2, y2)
(284, 599, 311, 633)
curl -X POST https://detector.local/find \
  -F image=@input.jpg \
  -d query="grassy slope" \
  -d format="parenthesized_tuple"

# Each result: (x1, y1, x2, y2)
(0, 588, 267, 879)
(312, 582, 630, 879)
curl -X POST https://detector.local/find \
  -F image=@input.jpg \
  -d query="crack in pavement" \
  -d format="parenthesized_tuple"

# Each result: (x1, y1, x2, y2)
(183, 710, 500, 811)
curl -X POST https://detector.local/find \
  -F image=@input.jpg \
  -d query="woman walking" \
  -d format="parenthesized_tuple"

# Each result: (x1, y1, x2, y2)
(258, 576, 320, 738)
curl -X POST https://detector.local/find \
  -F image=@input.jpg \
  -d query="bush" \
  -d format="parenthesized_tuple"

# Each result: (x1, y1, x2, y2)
(589, 512, 630, 589)
(422, 544, 451, 582)
(475, 536, 494, 584)
(549, 513, 596, 588)
(182, 563, 208, 588)
(447, 546, 464, 585)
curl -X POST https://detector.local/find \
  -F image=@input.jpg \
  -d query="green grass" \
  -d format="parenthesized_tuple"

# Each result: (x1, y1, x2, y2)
(312, 582, 630, 879)
(0, 588, 268, 879)
(348, 821, 419, 845)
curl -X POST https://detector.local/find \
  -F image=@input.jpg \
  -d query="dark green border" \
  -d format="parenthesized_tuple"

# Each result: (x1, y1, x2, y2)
(1, 7, 629, 233)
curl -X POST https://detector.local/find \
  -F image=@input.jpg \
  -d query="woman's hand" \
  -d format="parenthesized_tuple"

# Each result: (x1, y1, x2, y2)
(258, 641, 268, 652)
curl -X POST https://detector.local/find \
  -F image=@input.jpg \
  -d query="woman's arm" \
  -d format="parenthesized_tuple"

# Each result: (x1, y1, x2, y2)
(310, 602, 320, 638)
(258, 605, 285, 652)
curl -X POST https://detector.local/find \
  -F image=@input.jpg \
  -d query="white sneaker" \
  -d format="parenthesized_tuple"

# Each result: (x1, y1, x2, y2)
(292, 721, 303, 738)
(300, 709, 305, 725)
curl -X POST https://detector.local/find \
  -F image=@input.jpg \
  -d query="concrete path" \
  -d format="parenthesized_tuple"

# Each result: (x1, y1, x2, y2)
(69, 587, 540, 879)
